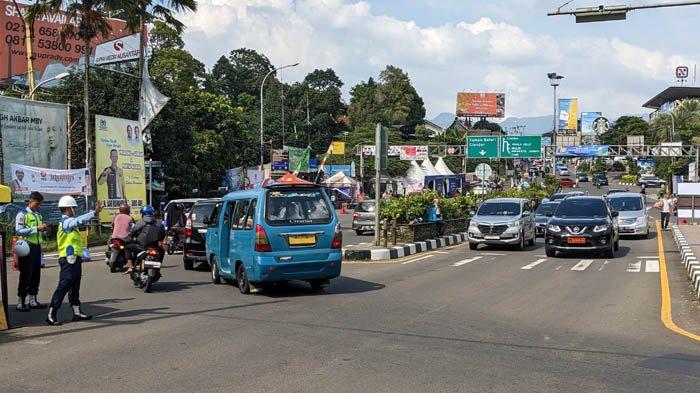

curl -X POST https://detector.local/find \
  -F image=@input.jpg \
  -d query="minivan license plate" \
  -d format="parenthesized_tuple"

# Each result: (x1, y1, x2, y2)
(288, 235, 316, 246)
(567, 237, 586, 244)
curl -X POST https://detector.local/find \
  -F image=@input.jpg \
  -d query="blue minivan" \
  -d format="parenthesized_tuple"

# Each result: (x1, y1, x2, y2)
(205, 177, 342, 294)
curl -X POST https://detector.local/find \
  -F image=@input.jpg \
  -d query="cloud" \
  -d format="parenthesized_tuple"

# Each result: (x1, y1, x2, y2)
(178, 0, 695, 119)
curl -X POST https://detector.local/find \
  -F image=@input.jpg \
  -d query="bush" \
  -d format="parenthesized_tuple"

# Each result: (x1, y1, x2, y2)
(621, 174, 638, 184)
(379, 191, 478, 224)
(612, 161, 625, 172)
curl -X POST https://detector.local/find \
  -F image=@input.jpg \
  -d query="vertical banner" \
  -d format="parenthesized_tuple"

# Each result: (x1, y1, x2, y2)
(0, 96, 67, 184)
(95, 115, 146, 223)
(558, 98, 579, 131)
(580, 112, 602, 136)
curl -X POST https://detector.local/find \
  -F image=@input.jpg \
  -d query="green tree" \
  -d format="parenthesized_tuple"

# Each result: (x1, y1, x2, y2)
(472, 119, 503, 133)
(599, 116, 651, 145)
(348, 77, 381, 130)
(376, 65, 425, 136)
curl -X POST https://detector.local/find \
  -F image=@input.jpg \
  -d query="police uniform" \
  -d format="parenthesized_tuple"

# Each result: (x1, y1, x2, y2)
(46, 210, 95, 325)
(15, 207, 46, 311)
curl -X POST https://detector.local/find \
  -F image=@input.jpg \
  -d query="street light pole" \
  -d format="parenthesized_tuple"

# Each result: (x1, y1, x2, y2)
(26, 72, 70, 100)
(548, 72, 564, 174)
(260, 62, 300, 169)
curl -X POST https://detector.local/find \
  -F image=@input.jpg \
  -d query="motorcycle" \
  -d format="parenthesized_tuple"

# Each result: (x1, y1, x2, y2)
(165, 230, 182, 255)
(105, 238, 128, 273)
(130, 245, 164, 293)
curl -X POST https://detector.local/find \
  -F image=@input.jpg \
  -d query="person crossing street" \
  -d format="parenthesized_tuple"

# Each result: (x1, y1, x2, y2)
(14, 192, 49, 312)
(46, 196, 102, 326)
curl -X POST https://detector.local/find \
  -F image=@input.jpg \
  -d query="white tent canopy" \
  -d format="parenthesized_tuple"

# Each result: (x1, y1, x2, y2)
(322, 171, 357, 186)
(420, 159, 440, 176)
(434, 157, 454, 175)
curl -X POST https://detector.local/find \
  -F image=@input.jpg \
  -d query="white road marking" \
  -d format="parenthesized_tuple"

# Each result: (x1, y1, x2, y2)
(645, 260, 660, 273)
(479, 253, 506, 256)
(598, 260, 609, 271)
(521, 259, 548, 270)
(401, 254, 435, 265)
(627, 261, 642, 273)
(434, 251, 450, 254)
(556, 265, 564, 270)
(534, 255, 547, 258)
(637, 256, 658, 259)
(451, 256, 483, 267)
(571, 259, 594, 271)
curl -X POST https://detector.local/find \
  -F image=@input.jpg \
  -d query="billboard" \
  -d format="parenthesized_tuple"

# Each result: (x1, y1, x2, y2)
(0, 96, 67, 183)
(456, 92, 505, 118)
(556, 145, 609, 157)
(558, 98, 578, 131)
(94, 33, 141, 65)
(95, 115, 146, 223)
(10, 164, 87, 195)
(399, 146, 429, 161)
(580, 112, 601, 136)
(1, 0, 130, 79)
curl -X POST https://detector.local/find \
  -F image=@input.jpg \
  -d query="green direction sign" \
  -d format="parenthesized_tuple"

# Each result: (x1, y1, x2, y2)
(501, 136, 542, 158)
(467, 136, 499, 158)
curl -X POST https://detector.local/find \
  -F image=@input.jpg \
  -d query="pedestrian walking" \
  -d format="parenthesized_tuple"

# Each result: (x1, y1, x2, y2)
(14, 192, 49, 312)
(46, 196, 102, 326)
(655, 193, 673, 230)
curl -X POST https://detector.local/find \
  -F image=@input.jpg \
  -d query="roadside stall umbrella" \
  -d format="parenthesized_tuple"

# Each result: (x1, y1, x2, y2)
(263, 172, 315, 187)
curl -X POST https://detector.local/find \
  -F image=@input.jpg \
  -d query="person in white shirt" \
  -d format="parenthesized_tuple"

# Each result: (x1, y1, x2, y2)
(658, 193, 673, 230)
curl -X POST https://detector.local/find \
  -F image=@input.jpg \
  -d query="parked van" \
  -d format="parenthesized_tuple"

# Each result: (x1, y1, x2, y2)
(205, 174, 342, 294)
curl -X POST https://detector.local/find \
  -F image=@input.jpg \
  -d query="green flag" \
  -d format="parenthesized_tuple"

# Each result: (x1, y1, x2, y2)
(289, 147, 310, 174)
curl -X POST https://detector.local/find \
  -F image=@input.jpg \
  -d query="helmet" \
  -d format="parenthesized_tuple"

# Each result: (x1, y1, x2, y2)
(14, 239, 30, 257)
(58, 195, 78, 208)
(140, 205, 155, 217)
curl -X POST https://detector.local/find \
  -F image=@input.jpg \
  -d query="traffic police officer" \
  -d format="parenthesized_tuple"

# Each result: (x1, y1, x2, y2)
(15, 191, 48, 311)
(46, 196, 102, 326)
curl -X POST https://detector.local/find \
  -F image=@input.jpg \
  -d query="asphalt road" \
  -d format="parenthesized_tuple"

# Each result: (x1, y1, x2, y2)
(3, 182, 700, 392)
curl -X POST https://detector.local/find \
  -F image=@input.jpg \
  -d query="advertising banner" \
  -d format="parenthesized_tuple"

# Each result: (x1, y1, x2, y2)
(556, 145, 609, 157)
(558, 98, 579, 130)
(580, 112, 601, 136)
(95, 115, 146, 222)
(0, 0, 129, 80)
(288, 147, 310, 173)
(10, 164, 87, 195)
(0, 96, 67, 183)
(94, 33, 140, 65)
(271, 149, 289, 171)
(360, 145, 406, 157)
(399, 146, 429, 161)
(330, 141, 345, 155)
(456, 92, 505, 118)
(226, 167, 245, 191)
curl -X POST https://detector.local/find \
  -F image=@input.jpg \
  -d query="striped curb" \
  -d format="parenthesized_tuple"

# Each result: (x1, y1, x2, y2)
(343, 232, 468, 261)
(671, 225, 700, 300)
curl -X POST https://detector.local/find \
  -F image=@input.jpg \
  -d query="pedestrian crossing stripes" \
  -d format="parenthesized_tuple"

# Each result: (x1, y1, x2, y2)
(521, 259, 547, 270)
(514, 258, 660, 273)
(571, 260, 594, 271)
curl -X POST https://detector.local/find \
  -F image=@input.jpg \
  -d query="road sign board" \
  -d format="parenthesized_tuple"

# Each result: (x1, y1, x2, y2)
(467, 136, 499, 158)
(676, 66, 689, 79)
(475, 163, 493, 180)
(500, 136, 542, 158)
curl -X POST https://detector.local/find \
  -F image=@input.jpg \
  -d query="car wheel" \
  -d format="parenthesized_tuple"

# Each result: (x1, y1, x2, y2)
(469, 242, 478, 250)
(516, 231, 525, 251)
(237, 263, 251, 294)
(613, 239, 619, 251)
(545, 247, 556, 258)
(606, 245, 615, 258)
(183, 257, 194, 271)
(310, 279, 329, 291)
(643, 228, 650, 239)
(527, 230, 536, 246)
(355, 230, 363, 236)
(210, 257, 222, 284)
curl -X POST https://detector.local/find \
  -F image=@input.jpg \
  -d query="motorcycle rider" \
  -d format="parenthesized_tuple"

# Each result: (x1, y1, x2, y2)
(111, 203, 133, 240)
(125, 205, 165, 273)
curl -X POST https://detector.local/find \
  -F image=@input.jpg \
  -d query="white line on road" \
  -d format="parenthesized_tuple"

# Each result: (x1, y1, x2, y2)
(451, 256, 483, 267)
(479, 253, 506, 256)
(598, 260, 609, 271)
(556, 264, 564, 270)
(401, 254, 435, 265)
(434, 251, 450, 254)
(571, 259, 594, 271)
(645, 260, 660, 273)
(627, 260, 642, 273)
(521, 259, 547, 270)
(534, 255, 547, 258)
(637, 256, 658, 259)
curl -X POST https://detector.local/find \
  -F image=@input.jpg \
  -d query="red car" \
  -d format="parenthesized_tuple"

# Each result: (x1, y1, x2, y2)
(559, 177, 575, 188)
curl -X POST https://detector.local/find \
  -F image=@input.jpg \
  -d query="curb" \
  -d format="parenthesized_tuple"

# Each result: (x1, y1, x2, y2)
(671, 225, 700, 299)
(343, 232, 468, 261)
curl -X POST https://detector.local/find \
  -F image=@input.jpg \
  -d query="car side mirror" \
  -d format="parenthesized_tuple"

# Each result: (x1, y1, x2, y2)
(545, 212, 553, 217)
(469, 211, 476, 217)
(611, 211, 619, 218)
(522, 211, 531, 217)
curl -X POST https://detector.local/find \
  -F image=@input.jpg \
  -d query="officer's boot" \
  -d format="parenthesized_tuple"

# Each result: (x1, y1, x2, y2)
(72, 305, 92, 321)
(28, 295, 47, 309)
(16, 297, 30, 312)
(46, 307, 62, 326)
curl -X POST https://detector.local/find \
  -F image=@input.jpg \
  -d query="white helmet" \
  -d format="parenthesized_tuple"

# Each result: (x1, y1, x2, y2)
(58, 195, 78, 208)
(14, 239, 30, 257)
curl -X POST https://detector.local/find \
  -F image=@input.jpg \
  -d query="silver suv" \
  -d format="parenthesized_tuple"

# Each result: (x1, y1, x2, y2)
(468, 198, 536, 251)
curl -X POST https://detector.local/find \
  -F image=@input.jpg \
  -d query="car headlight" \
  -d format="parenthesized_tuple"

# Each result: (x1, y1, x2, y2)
(593, 225, 608, 233)
(548, 224, 561, 233)
(636, 216, 647, 224)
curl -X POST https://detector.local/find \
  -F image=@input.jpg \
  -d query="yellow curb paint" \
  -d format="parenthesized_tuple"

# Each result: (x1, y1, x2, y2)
(656, 220, 700, 342)
(0, 301, 8, 330)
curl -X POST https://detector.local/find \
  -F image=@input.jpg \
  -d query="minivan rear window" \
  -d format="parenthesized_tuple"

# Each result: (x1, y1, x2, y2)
(190, 203, 217, 226)
(356, 202, 375, 212)
(266, 189, 332, 225)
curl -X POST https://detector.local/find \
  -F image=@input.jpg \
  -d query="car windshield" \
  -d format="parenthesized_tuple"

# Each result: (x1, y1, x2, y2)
(555, 199, 608, 218)
(549, 194, 568, 201)
(595, 174, 606, 179)
(356, 202, 375, 212)
(266, 189, 332, 225)
(609, 197, 643, 211)
(535, 203, 558, 216)
(190, 203, 217, 226)
(477, 202, 520, 216)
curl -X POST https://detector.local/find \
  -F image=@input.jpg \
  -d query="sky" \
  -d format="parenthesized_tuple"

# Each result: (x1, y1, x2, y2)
(178, 0, 700, 119)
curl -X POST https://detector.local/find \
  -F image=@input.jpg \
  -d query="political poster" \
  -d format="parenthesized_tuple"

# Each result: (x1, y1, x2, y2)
(95, 115, 146, 223)
(399, 146, 429, 161)
(0, 96, 67, 184)
(580, 112, 601, 136)
(558, 98, 579, 131)
(10, 164, 87, 195)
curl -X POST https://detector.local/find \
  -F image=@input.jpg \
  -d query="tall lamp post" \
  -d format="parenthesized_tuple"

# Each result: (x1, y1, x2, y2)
(260, 62, 300, 168)
(26, 72, 70, 100)
(548, 72, 564, 173)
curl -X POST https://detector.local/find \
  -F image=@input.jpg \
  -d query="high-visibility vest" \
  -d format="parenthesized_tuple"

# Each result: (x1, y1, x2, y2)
(57, 219, 83, 259)
(23, 212, 43, 245)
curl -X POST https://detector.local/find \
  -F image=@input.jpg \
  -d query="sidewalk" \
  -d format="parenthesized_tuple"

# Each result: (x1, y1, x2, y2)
(671, 225, 700, 298)
(343, 232, 468, 261)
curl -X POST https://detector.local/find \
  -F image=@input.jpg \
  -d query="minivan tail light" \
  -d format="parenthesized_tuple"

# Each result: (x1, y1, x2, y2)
(353, 212, 360, 219)
(184, 216, 192, 238)
(147, 248, 159, 257)
(331, 223, 342, 249)
(255, 224, 272, 252)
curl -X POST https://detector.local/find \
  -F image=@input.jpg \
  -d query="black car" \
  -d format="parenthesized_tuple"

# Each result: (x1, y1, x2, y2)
(545, 196, 619, 258)
(576, 172, 589, 182)
(593, 173, 609, 187)
(183, 199, 220, 270)
(637, 175, 666, 188)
